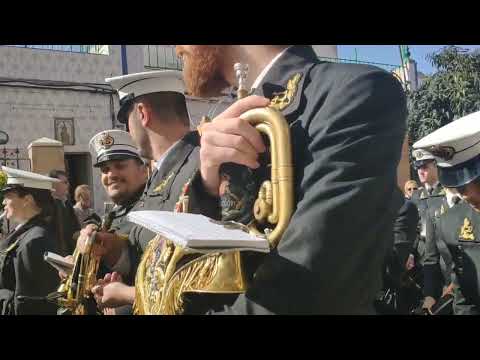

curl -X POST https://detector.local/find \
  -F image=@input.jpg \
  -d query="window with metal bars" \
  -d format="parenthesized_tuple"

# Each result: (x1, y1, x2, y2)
(144, 45, 183, 70)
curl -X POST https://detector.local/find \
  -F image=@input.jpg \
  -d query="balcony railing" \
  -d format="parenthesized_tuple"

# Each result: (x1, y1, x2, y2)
(143, 50, 400, 77)
(6, 45, 109, 55)
(318, 56, 399, 73)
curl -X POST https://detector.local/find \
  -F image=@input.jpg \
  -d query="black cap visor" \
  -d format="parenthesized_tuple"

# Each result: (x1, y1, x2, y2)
(0, 184, 22, 194)
(94, 152, 142, 168)
(414, 159, 435, 170)
(438, 153, 480, 188)
(117, 93, 136, 125)
(0, 184, 49, 194)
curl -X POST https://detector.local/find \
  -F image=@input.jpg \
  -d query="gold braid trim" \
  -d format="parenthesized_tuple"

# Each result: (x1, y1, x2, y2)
(269, 73, 302, 111)
(162, 253, 221, 315)
(133, 236, 164, 315)
(162, 251, 246, 315)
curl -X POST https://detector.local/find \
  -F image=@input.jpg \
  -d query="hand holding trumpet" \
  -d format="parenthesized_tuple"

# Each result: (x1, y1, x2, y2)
(198, 95, 269, 197)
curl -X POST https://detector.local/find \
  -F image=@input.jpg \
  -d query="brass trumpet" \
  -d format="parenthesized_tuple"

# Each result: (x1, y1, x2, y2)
(233, 63, 294, 248)
(52, 212, 115, 315)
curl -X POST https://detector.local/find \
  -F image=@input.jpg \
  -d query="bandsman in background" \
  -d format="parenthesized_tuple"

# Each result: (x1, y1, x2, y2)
(0, 167, 61, 315)
(408, 149, 446, 288)
(410, 149, 442, 208)
(420, 186, 461, 314)
(414, 110, 480, 315)
(85, 129, 148, 280)
(65, 129, 147, 315)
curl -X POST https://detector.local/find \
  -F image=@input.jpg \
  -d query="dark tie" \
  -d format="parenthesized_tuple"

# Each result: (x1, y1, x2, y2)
(145, 167, 159, 193)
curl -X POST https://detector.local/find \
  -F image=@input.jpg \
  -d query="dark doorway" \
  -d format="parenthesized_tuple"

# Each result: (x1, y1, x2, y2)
(64, 153, 93, 204)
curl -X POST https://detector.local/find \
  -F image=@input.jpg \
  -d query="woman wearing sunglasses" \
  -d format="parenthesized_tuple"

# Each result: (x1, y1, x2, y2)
(404, 180, 419, 200)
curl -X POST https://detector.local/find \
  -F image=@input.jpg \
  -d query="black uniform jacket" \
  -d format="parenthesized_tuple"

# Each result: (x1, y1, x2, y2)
(0, 216, 59, 315)
(424, 201, 480, 314)
(410, 184, 445, 263)
(54, 199, 81, 256)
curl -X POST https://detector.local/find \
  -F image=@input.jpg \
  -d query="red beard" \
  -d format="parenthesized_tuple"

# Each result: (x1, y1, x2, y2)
(180, 45, 230, 98)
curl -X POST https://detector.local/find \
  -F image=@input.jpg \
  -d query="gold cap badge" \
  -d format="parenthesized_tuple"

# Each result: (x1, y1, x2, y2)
(98, 133, 114, 149)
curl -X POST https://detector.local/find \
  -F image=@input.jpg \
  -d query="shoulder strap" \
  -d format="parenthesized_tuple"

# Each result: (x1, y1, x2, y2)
(0, 216, 45, 256)
(0, 236, 22, 256)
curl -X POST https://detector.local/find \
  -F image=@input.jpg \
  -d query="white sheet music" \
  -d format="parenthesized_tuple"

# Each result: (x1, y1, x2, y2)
(44, 252, 74, 275)
(126, 211, 270, 253)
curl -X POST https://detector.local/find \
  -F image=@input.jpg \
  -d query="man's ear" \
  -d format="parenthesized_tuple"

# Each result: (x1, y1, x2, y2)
(24, 194, 36, 208)
(136, 102, 151, 128)
(142, 164, 149, 179)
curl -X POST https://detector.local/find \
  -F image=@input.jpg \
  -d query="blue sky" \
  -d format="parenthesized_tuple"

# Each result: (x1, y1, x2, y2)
(337, 45, 480, 75)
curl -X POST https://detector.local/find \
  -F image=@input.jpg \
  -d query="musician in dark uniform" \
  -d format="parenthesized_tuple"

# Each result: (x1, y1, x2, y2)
(375, 195, 420, 314)
(89, 71, 207, 312)
(420, 187, 461, 313)
(0, 166, 61, 315)
(392, 198, 423, 313)
(84, 129, 148, 284)
(173, 45, 407, 314)
(410, 150, 442, 207)
(69, 130, 147, 294)
(57, 130, 146, 315)
(410, 149, 446, 267)
(394, 200, 421, 271)
(414, 110, 480, 315)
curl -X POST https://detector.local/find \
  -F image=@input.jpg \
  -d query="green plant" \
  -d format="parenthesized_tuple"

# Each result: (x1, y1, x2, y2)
(407, 46, 480, 159)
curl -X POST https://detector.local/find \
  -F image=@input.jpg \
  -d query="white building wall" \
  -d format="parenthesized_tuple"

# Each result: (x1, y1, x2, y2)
(125, 45, 146, 74)
(0, 45, 122, 83)
(0, 45, 123, 214)
(0, 87, 115, 215)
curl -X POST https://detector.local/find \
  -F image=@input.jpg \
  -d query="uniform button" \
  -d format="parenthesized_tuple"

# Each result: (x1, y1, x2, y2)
(456, 245, 464, 275)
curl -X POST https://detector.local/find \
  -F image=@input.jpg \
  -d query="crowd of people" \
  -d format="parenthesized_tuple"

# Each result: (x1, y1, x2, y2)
(0, 45, 478, 315)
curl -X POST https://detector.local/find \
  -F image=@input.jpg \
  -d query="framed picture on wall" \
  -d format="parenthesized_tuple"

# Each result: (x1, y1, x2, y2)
(54, 118, 75, 146)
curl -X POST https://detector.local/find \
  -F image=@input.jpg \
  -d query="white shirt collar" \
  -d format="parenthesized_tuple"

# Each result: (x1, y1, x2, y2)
(52, 193, 67, 203)
(445, 191, 457, 208)
(445, 190, 462, 208)
(251, 46, 292, 90)
(15, 223, 25, 231)
(425, 181, 439, 192)
(154, 141, 179, 170)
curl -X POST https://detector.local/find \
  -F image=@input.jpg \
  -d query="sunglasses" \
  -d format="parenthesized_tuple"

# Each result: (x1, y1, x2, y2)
(407, 187, 418, 191)
(415, 164, 430, 170)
